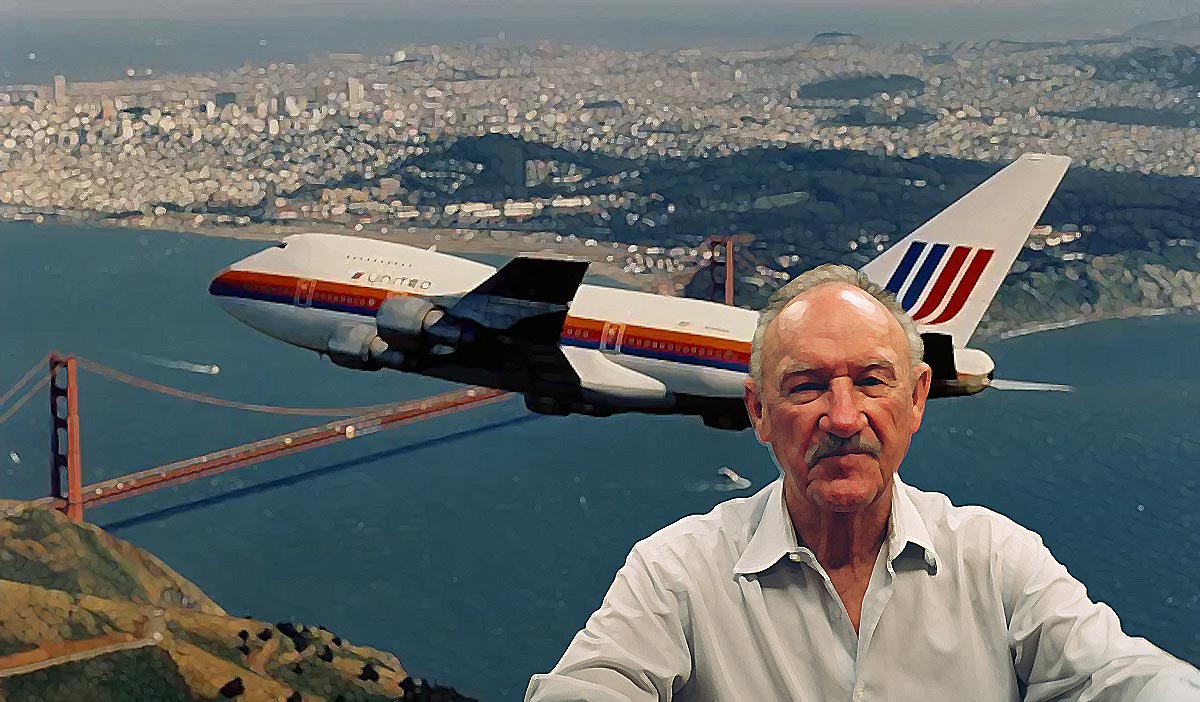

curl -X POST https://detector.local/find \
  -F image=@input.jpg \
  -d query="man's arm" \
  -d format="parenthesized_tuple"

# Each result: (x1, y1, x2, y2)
(1004, 529, 1200, 701)
(525, 543, 693, 702)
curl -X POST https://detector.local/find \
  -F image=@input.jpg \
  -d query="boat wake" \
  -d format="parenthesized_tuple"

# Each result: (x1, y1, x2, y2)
(136, 354, 221, 376)
(687, 466, 753, 493)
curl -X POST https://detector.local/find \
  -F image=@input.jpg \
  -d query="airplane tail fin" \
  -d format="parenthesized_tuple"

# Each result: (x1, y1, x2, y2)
(859, 153, 1070, 347)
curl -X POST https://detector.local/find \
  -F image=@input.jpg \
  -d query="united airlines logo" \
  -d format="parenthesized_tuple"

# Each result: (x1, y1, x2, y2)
(349, 271, 433, 290)
(884, 241, 994, 325)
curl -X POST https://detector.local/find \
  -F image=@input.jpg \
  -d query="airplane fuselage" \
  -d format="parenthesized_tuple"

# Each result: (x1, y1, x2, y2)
(210, 233, 760, 428)
(211, 155, 1076, 429)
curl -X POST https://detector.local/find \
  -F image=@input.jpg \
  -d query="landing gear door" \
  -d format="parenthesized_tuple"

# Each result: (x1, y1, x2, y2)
(294, 279, 316, 308)
(599, 322, 625, 354)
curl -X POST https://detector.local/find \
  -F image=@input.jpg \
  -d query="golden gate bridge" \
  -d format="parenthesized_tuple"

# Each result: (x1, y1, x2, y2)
(0, 235, 775, 523)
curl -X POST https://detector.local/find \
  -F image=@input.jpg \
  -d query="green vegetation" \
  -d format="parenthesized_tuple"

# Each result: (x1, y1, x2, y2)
(797, 74, 925, 100)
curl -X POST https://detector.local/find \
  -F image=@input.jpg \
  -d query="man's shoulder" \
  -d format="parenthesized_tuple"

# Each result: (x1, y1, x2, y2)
(632, 482, 774, 565)
(902, 481, 1047, 561)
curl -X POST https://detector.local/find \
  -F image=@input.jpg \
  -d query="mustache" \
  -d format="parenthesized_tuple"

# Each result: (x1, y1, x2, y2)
(805, 433, 882, 466)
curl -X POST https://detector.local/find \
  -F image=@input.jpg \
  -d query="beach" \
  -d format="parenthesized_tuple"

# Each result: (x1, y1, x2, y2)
(0, 206, 669, 293)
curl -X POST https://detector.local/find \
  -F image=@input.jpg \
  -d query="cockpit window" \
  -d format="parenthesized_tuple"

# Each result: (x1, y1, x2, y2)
(273, 242, 288, 249)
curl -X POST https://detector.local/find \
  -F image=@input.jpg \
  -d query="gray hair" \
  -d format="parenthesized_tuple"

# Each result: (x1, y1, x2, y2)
(748, 264, 924, 385)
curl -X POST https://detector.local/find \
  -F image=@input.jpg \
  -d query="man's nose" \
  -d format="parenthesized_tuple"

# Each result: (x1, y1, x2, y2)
(820, 379, 867, 437)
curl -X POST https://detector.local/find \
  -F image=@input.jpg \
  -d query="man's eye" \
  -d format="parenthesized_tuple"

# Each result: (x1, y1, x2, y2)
(789, 382, 824, 394)
(858, 377, 893, 393)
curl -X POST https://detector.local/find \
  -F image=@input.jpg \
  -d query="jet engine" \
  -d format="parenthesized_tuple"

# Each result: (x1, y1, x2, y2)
(325, 297, 475, 372)
(375, 297, 466, 355)
(326, 323, 387, 370)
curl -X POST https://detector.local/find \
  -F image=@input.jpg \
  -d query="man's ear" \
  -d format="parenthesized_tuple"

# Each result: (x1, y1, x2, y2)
(744, 376, 768, 443)
(909, 362, 933, 432)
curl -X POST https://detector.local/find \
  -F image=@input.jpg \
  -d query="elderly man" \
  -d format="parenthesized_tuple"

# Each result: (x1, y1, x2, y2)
(526, 265, 1200, 701)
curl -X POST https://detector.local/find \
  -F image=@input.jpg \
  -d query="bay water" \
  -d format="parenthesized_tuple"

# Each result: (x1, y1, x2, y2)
(1, 221, 1197, 698)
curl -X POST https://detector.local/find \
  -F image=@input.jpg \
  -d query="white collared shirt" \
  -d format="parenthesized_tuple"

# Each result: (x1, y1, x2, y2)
(526, 477, 1200, 702)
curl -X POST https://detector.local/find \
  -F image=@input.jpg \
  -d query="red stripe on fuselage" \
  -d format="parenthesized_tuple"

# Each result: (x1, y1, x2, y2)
(560, 318, 751, 368)
(215, 269, 413, 310)
(214, 271, 753, 370)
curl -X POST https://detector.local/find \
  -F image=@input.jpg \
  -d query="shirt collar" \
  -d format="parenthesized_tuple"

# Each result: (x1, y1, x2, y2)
(733, 479, 798, 576)
(888, 475, 940, 574)
(732, 475, 939, 577)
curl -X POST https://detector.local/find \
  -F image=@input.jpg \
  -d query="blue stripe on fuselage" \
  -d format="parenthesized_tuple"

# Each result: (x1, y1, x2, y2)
(560, 337, 748, 373)
(218, 280, 750, 373)
(211, 280, 376, 317)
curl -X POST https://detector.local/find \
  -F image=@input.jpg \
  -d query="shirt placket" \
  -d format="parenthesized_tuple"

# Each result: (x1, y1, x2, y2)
(850, 546, 898, 701)
(789, 550, 858, 636)
(788, 549, 861, 699)
(789, 545, 897, 702)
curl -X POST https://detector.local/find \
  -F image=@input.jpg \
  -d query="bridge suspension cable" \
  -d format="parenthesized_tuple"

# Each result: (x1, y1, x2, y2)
(0, 353, 439, 420)
(0, 377, 49, 426)
(74, 357, 425, 417)
(0, 353, 49, 407)
(0, 354, 51, 426)
(6, 351, 511, 523)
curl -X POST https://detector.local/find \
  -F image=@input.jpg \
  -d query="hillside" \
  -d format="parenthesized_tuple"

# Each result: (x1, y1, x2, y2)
(1124, 13, 1200, 45)
(0, 500, 474, 702)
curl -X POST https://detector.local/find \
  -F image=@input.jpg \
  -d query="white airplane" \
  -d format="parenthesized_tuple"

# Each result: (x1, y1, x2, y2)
(210, 153, 1071, 430)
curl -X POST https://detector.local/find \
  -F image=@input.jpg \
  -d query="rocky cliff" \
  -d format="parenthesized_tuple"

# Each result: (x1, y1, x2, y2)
(0, 500, 474, 702)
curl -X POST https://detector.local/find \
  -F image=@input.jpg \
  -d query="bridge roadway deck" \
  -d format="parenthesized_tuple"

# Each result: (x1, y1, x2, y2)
(33, 386, 509, 511)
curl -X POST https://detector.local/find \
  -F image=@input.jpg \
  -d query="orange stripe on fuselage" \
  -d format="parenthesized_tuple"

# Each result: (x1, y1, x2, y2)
(560, 316, 751, 367)
(218, 270, 752, 366)
(219, 269, 416, 307)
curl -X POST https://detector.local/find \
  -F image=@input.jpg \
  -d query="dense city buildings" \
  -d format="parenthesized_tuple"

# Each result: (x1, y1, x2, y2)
(6, 39, 1200, 216)
(2, 37, 1200, 329)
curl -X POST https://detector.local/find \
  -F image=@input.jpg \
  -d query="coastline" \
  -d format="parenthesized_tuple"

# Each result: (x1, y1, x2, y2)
(3, 208, 1196, 341)
(0, 208, 669, 293)
(991, 306, 1181, 340)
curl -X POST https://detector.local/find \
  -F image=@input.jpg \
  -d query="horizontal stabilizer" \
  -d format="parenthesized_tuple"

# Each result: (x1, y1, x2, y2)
(989, 379, 1073, 392)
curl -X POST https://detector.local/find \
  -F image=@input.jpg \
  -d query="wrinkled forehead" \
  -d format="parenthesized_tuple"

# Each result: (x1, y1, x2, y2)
(765, 285, 908, 370)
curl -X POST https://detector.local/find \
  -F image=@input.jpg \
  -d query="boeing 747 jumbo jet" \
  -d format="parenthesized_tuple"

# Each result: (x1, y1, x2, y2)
(210, 153, 1071, 430)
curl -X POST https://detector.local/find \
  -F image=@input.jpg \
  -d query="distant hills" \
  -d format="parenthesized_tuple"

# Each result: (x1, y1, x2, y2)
(1124, 13, 1200, 45)
(811, 32, 865, 47)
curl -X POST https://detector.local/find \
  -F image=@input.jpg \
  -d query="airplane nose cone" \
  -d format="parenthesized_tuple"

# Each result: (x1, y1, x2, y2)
(209, 268, 242, 317)
(209, 268, 228, 296)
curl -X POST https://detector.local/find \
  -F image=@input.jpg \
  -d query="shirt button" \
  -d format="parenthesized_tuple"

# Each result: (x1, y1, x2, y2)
(854, 683, 865, 700)
(788, 553, 802, 562)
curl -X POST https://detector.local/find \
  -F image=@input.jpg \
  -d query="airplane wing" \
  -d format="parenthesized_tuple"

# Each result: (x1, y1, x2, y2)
(467, 256, 591, 305)
(448, 256, 590, 332)
(860, 153, 1071, 348)
(444, 256, 591, 400)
